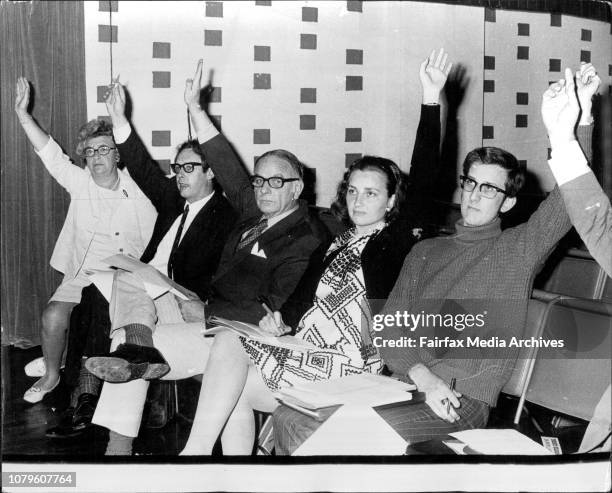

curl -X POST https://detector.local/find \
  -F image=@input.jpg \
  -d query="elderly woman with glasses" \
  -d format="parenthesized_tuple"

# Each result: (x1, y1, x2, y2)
(179, 49, 452, 455)
(14, 77, 156, 403)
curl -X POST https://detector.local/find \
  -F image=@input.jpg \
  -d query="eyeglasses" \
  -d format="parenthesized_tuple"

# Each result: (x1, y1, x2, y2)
(250, 175, 299, 189)
(171, 162, 203, 174)
(82, 145, 116, 157)
(459, 175, 508, 199)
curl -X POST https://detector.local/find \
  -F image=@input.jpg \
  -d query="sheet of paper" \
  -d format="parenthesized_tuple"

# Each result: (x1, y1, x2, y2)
(103, 254, 191, 300)
(86, 270, 115, 302)
(279, 373, 415, 409)
(449, 429, 553, 455)
(206, 317, 320, 351)
(293, 404, 407, 455)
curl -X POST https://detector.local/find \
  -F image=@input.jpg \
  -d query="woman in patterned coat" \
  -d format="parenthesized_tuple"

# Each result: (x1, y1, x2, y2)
(180, 49, 451, 455)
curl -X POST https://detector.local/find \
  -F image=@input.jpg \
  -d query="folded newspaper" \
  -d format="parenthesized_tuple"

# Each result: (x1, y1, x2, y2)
(275, 373, 417, 419)
(205, 316, 321, 352)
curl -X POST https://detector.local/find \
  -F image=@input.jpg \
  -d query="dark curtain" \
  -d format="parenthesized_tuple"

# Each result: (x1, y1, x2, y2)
(1, 1, 86, 347)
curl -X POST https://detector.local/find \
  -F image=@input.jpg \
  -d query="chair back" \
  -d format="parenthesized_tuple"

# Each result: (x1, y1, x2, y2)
(523, 297, 612, 421)
(541, 249, 604, 299)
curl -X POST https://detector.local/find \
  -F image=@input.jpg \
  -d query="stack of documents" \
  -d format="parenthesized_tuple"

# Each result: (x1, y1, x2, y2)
(276, 373, 416, 419)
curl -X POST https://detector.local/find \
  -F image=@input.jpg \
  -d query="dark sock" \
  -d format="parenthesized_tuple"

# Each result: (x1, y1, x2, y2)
(123, 323, 154, 348)
(106, 430, 133, 456)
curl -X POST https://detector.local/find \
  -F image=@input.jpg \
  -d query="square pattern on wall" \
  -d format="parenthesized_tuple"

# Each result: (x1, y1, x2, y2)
(85, 2, 612, 206)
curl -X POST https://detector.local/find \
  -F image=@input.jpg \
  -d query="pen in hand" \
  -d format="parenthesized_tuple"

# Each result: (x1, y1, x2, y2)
(447, 377, 457, 415)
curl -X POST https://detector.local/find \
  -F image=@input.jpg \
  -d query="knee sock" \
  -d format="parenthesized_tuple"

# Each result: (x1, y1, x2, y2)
(123, 323, 154, 348)
(106, 430, 134, 456)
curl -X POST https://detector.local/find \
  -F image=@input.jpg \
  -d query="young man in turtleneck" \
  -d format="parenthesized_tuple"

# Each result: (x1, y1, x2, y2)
(376, 65, 595, 444)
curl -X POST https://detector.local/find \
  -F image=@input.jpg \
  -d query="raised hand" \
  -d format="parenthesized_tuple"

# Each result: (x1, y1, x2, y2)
(541, 68, 580, 146)
(185, 59, 204, 111)
(15, 77, 32, 122)
(104, 77, 128, 127)
(419, 48, 453, 105)
(575, 62, 600, 124)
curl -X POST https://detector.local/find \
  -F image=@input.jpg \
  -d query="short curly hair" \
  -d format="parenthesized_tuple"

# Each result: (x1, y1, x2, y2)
(330, 155, 404, 226)
(75, 119, 115, 157)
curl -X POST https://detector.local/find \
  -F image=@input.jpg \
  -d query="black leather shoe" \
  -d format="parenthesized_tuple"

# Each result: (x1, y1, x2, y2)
(46, 406, 92, 439)
(85, 343, 170, 383)
(72, 393, 98, 430)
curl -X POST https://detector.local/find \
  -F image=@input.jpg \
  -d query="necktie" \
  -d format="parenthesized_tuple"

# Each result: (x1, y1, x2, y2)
(236, 217, 268, 251)
(167, 205, 189, 279)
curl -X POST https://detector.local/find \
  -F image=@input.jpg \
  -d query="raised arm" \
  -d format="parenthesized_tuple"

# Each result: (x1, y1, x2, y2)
(105, 82, 175, 210)
(185, 60, 259, 218)
(14, 78, 49, 151)
(401, 49, 451, 231)
(14, 77, 84, 191)
(545, 65, 611, 276)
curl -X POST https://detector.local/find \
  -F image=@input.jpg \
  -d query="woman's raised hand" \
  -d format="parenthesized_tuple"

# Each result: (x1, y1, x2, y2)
(259, 311, 292, 337)
(419, 48, 452, 105)
(15, 77, 32, 122)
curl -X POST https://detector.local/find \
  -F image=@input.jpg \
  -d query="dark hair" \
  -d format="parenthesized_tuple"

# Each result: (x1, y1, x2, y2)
(75, 118, 114, 156)
(175, 140, 210, 172)
(255, 149, 304, 179)
(330, 155, 404, 225)
(462, 147, 526, 197)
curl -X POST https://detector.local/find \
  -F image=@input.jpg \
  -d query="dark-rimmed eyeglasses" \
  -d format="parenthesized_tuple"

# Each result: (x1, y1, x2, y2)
(171, 162, 203, 174)
(82, 145, 116, 157)
(250, 175, 299, 189)
(460, 175, 508, 199)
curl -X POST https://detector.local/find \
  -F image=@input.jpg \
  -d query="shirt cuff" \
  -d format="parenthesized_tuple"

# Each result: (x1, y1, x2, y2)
(113, 122, 132, 144)
(35, 136, 57, 159)
(196, 121, 220, 144)
(548, 140, 590, 187)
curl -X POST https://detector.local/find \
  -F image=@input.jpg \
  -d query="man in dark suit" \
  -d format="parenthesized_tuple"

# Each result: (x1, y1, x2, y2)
(86, 66, 329, 454)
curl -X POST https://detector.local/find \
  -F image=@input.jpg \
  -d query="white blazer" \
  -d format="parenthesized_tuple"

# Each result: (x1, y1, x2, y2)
(36, 137, 157, 278)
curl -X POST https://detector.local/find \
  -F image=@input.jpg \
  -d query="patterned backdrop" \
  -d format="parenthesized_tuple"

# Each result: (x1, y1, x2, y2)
(84, 1, 611, 206)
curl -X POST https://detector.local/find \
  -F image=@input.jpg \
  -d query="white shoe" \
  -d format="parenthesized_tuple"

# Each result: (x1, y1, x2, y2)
(24, 357, 64, 378)
(23, 378, 60, 404)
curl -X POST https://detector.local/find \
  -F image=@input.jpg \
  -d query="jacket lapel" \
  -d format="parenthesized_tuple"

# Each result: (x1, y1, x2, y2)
(212, 203, 308, 281)
(174, 192, 218, 252)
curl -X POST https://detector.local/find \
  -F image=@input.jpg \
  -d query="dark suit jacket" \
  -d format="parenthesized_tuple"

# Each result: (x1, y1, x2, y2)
(280, 104, 442, 329)
(199, 133, 331, 324)
(117, 130, 237, 300)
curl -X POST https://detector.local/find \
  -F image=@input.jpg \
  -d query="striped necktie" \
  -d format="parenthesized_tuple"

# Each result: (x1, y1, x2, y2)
(236, 217, 268, 251)
(167, 205, 189, 279)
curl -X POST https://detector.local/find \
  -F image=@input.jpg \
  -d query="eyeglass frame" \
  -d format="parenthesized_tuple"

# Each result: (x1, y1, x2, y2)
(459, 175, 509, 199)
(250, 175, 300, 189)
(171, 162, 204, 174)
(82, 145, 117, 158)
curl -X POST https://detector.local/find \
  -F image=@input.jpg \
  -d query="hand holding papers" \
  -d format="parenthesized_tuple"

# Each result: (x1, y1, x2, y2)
(205, 316, 320, 352)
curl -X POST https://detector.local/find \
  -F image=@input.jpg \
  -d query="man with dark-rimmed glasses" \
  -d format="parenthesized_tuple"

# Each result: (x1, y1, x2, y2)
(376, 66, 595, 447)
(85, 65, 329, 454)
